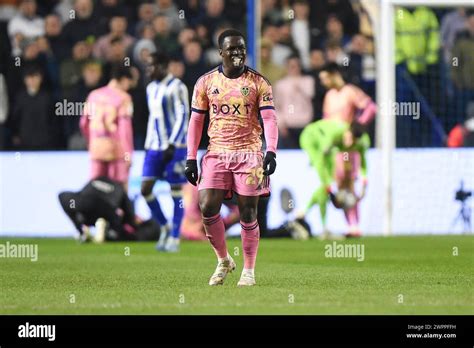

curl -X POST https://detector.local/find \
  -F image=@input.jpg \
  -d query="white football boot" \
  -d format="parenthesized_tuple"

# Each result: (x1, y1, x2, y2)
(209, 256, 236, 286)
(164, 236, 180, 253)
(237, 270, 256, 287)
(155, 224, 170, 251)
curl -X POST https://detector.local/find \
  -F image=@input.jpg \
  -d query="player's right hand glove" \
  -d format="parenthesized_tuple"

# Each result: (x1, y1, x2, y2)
(184, 159, 198, 186)
(263, 151, 276, 176)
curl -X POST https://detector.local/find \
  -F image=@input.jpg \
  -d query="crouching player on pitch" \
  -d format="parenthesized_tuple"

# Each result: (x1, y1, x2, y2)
(184, 29, 278, 286)
(318, 62, 376, 237)
(141, 52, 189, 253)
(299, 119, 369, 239)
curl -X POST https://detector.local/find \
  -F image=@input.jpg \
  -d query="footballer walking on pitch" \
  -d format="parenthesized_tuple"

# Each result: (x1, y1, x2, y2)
(80, 66, 135, 192)
(141, 52, 189, 253)
(185, 29, 278, 286)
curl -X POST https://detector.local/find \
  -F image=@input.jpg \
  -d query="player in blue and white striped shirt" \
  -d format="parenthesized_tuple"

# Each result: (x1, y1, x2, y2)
(141, 52, 189, 252)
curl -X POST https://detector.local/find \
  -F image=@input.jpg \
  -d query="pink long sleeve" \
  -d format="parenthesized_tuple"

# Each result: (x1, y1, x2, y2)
(80, 112, 90, 143)
(186, 111, 205, 160)
(358, 101, 377, 125)
(260, 108, 278, 153)
(358, 102, 377, 125)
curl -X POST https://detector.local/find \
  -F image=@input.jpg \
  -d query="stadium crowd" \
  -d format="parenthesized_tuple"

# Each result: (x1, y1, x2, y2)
(0, 0, 472, 150)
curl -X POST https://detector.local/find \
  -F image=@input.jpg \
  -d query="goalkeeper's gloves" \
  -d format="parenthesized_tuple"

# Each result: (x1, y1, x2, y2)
(184, 159, 198, 186)
(162, 144, 176, 164)
(263, 151, 277, 176)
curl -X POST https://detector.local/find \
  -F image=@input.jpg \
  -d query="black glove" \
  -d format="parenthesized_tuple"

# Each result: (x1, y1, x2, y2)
(263, 151, 276, 176)
(184, 159, 198, 186)
(162, 144, 175, 164)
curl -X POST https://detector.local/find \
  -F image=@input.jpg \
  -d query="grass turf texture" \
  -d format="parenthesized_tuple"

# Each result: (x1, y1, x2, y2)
(0, 236, 472, 315)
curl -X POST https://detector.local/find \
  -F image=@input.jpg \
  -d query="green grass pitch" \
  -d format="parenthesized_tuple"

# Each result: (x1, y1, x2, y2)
(0, 236, 472, 314)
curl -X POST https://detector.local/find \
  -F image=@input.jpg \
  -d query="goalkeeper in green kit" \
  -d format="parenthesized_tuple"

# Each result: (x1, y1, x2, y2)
(299, 119, 370, 239)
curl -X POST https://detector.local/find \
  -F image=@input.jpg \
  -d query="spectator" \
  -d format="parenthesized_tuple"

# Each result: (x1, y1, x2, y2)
(0, 72, 8, 149)
(222, 0, 246, 28)
(61, 0, 98, 52)
(310, 0, 359, 37)
(308, 48, 326, 119)
(204, 23, 228, 67)
(60, 40, 92, 95)
(135, 2, 155, 37)
(181, 39, 207, 94)
(7, 0, 45, 57)
(347, 33, 375, 98)
(262, 22, 293, 67)
(102, 37, 128, 82)
(178, 26, 198, 50)
(274, 55, 315, 148)
(54, 0, 75, 24)
(260, 38, 285, 85)
(395, 6, 440, 76)
(94, 0, 130, 35)
(10, 65, 57, 150)
(179, 0, 203, 27)
(290, 0, 311, 70)
(93, 15, 135, 61)
(44, 13, 69, 62)
(195, 23, 210, 49)
(136, 22, 155, 41)
(440, 8, 467, 64)
(169, 56, 185, 80)
(451, 11, 474, 90)
(310, 49, 326, 72)
(152, 14, 179, 56)
(261, 0, 282, 26)
(451, 11, 474, 122)
(63, 60, 103, 149)
(325, 39, 347, 66)
(322, 15, 351, 50)
(278, 20, 298, 53)
(132, 38, 156, 83)
(153, 0, 185, 34)
(198, 0, 226, 44)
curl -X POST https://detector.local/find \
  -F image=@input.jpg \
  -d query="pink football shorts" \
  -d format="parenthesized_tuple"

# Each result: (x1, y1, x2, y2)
(198, 151, 270, 199)
(90, 159, 130, 184)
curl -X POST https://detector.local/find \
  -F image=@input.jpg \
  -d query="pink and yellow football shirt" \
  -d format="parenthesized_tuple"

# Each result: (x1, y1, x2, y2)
(191, 65, 275, 153)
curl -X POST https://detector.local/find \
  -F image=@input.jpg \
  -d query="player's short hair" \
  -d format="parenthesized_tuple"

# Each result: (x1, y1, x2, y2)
(218, 29, 245, 49)
(150, 51, 170, 67)
(350, 121, 366, 139)
(110, 64, 133, 80)
(320, 62, 342, 75)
